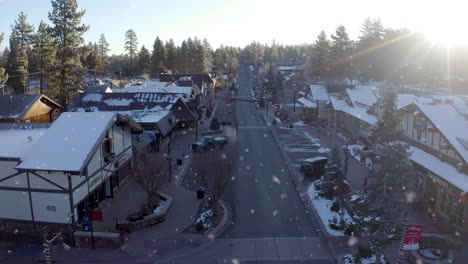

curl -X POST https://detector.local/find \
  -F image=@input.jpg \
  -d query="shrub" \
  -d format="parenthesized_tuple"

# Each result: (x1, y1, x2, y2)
(195, 220, 205, 231)
(210, 118, 220, 131)
(259, 98, 265, 108)
(344, 223, 363, 237)
(329, 216, 344, 231)
(331, 201, 340, 212)
(358, 244, 373, 259)
(140, 204, 153, 216)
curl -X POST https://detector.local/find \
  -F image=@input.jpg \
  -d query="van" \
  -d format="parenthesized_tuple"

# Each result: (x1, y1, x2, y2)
(300, 157, 328, 179)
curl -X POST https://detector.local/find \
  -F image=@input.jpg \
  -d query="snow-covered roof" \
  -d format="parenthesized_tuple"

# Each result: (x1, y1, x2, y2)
(0, 125, 48, 158)
(410, 146, 468, 192)
(17, 112, 128, 172)
(396, 94, 443, 110)
(310, 84, 329, 101)
(330, 95, 377, 125)
(415, 102, 468, 163)
(432, 95, 468, 117)
(346, 85, 378, 108)
(124, 86, 192, 97)
(297, 97, 317, 108)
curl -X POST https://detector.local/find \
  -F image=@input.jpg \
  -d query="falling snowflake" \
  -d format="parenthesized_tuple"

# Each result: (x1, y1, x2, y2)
(272, 210, 278, 216)
(250, 209, 255, 214)
(348, 236, 358, 246)
(245, 148, 249, 152)
(280, 193, 288, 200)
(272, 176, 281, 184)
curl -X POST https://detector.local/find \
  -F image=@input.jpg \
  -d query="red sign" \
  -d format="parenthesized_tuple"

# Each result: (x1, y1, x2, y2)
(292, 82, 297, 87)
(226, 98, 231, 105)
(403, 225, 423, 250)
(89, 210, 104, 222)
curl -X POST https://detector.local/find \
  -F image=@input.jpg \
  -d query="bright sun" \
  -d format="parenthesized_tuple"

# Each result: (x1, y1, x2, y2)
(421, 20, 468, 46)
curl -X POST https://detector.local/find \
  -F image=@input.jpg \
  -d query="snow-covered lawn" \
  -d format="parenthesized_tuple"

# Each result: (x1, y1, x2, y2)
(306, 184, 352, 236)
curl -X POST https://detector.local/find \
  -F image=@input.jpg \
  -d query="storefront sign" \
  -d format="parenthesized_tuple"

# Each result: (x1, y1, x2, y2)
(46, 206, 56, 212)
(404, 225, 423, 250)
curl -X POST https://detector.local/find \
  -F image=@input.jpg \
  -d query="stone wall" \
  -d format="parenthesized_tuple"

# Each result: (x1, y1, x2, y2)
(0, 220, 74, 244)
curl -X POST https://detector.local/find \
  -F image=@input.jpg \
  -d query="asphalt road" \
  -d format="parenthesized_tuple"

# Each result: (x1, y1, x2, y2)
(220, 65, 318, 238)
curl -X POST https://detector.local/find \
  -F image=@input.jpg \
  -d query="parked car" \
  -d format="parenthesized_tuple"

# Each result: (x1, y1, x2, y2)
(300, 156, 328, 178)
(192, 136, 228, 151)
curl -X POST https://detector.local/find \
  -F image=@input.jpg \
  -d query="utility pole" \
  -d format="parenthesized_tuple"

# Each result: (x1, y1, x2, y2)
(167, 130, 172, 182)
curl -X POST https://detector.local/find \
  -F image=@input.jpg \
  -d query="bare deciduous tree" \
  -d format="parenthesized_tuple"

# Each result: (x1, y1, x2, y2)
(192, 145, 236, 203)
(133, 151, 168, 204)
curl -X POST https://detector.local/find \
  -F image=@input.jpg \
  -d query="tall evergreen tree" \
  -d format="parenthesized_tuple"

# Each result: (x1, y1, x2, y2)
(32, 21, 56, 94)
(0, 34, 8, 88)
(308, 30, 331, 76)
(165, 39, 176, 73)
(97, 33, 110, 74)
(369, 87, 414, 217)
(179, 40, 190, 73)
(331, 25, 353, 77)
(137, 45, 151, 75)
(48, 0, 89, 106)
(186, 37, 195, 72)
(124, 29, 138, 75)
(6, 12, 34, 94)
(201, 38, 213, 73)
(151, 37, 166, 77)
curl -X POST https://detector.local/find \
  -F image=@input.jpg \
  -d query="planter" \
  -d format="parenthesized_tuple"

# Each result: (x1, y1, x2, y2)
(116, 192, 173, 233)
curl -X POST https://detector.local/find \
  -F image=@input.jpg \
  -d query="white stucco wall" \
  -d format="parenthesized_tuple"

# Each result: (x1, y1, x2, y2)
(31, 192, 71, 223)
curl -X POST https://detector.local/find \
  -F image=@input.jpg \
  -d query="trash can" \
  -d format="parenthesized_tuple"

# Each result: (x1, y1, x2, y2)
(177, 157, 183, 166)
(196, 187, 205, 199)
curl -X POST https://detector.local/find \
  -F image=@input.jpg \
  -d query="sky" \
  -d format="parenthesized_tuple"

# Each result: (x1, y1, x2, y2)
(0, 0, 466, 55)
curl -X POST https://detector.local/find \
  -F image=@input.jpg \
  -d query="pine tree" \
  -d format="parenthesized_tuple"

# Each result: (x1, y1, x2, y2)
(179, 40, 190, 73)
(97, 33, 110, 74)
(214, 44, 226, 68)
(32, 21, 56, 94)
(151, 36, 166, 77)
(202, 38, 213, 73)
(137, 45, 151, 75)
(6, 12, 34, 94)
(124, 29, 138, 76)
(48, 0, 89, 106)
(308, 30, 331, 76)
(331, 25, 353, 77)
(165, 39, 176, 73)
(186, 37, 195, 72)
(369, 87, 414, 217)
(0, 34, 8, 88)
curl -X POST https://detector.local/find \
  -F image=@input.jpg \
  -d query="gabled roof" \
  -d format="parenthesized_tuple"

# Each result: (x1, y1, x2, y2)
(410, 102, 468, 163)
(329, 94, 377, 125)
(0, 123, 49, 159)
(17, 112, 143, 172)
(85, 85, 113, 93)
(160, 73, 214, 84)
(73, 93, 184, 112)
(309, 84, 329, 101)
(346, 85, 379, 108)
(0, 95, 63, 120)
(123, 86, 193, 97)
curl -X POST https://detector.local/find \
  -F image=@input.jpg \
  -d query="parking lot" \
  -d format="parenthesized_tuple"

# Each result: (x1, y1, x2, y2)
(276, 127, 329, 170)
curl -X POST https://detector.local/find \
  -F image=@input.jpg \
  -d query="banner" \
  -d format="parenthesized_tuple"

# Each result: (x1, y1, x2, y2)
(403, 225, 423, 250)
(89, 210, 104, 222)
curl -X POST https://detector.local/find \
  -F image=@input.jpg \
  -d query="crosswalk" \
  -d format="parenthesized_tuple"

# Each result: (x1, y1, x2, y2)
(213, 237, 330, 262)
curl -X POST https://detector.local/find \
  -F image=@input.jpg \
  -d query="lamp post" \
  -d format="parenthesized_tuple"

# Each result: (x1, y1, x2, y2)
(167, 130, 172, 183)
